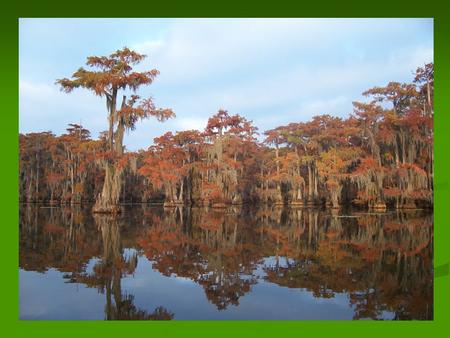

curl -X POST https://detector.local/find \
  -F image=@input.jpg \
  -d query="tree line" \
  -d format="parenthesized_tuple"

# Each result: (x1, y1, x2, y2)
(19, 48, 433, 211)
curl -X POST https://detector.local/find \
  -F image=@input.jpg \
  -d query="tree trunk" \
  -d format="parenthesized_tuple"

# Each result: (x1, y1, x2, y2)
(108, 89, 118, 152)
(27, 174, 33, 202)
(93, 163, 123, 213)
(314, 166, 319, 198)
(178, 179, 184, 202)
(36, 153, 40, 201)
(426, 80, 432, 112)
(94, 93, 125, 214)
(331, 188, 340, 209)
(113, 96, 126, 156)
(70, 165, 75, 205)
(307, 163, 314, 205)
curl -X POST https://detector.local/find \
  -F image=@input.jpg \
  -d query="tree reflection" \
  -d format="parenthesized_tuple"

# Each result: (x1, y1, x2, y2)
(20, 206, 174, 320)
(260, 210, 433, 319)
(20, 205, 432, 320)
(138, 207, 258, 310)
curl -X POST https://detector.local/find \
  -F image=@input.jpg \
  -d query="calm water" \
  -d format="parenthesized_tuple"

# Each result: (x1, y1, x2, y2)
(19, 205, 433, 320)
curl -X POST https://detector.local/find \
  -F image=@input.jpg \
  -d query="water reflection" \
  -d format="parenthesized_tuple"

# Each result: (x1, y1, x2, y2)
(19, 205, 433, 320)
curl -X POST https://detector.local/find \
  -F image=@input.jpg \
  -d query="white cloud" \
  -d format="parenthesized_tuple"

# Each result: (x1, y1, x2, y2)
(19, 81, 54, 99)
(172, 116, 208, 131)
(149, 50, 432, 119)
(387, 44, 434, 72)
(131, 39, 164, 57)
(133, 19, 432, 86)
(133, 19, 328, 85)
(19, 79, 106, 136)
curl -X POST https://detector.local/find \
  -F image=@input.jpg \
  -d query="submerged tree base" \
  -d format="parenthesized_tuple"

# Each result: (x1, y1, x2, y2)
(369, 202, 387, 211)
(163, 201, 184, 208)
(212, 203, 227, 208)
(396, 201, 419, 209)
(92, 204, 122, 214)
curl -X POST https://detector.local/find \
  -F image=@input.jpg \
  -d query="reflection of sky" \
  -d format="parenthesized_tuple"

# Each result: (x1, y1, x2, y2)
(20, 268, 105, 320)
(20, 253, 394, 320)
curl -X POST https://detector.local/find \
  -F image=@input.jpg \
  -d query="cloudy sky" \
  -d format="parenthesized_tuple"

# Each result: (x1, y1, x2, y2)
(19, 18, 433, 151)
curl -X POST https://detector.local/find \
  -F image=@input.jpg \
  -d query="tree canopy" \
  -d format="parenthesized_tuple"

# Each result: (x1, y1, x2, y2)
(20, 61, 433, 211)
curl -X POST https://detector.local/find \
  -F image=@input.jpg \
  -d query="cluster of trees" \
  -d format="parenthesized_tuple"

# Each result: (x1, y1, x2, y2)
(20, 205, 433, 319)
(20, 124, 103, 205)
(19, 48, 433, 211)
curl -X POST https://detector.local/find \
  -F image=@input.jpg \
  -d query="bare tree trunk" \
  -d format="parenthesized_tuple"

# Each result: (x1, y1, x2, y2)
(94, 94, 125, 214)
(36, 153, 40, 202)
(178, 180, 184, 202)
(331, 188, 341, 209)
(70, 165, 75, 205)
(108, 88, 118, 152)
(307, 163, 314, 205)
(314, 166, 319, 198)
(93, 163, 123, 213)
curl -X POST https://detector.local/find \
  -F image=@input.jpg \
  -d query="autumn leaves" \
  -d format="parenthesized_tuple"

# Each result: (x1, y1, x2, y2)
(19, 48, 433, 212)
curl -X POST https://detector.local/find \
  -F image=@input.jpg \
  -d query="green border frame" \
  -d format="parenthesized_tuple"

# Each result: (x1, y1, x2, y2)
(2, 0, 449, 337)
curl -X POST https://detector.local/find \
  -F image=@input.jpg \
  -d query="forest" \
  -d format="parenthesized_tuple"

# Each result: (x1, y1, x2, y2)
(19, 48, 434, 212)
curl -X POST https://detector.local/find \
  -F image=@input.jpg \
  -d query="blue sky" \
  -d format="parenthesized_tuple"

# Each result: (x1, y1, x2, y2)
(19, 18, 433, 151)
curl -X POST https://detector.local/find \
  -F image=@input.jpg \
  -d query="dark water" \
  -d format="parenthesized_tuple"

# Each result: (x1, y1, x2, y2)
(19, 205, 433, 320)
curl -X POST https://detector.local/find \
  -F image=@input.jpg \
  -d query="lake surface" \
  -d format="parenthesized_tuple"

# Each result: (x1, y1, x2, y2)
(19, 205, 433, 320)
